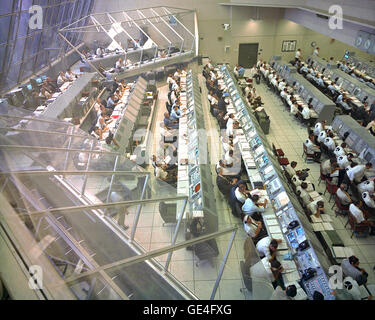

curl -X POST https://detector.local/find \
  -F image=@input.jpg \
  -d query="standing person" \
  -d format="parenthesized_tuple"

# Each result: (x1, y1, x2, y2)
(256, 236, 282, 262)
(295, 48, 302, 63)
(313, 47, 320, 56)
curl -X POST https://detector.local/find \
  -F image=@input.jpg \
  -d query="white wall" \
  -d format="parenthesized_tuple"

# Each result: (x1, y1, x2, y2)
(90, 0, 375, 65)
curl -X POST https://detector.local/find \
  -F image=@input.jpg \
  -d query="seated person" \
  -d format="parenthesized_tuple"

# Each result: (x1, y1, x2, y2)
(216, 168, 237, 199)
(317, 129, 328, 144)
(284, 161, 297, 179)
(107, 94, 119, 109)
(362, 191, 375, 211)
(323, 133, 336, 152)
(234, 183, 251, 204)
(115, 58, 125, 71)
(336, 184, 352, 208)
(170, 105, 183, 121)
(242, 194, 268, 218)
(341, 256, 369, 286)
(290, 102, 299, 117)
(307, 200, 325, 218)
(243, 214, 265, 243)
(304, 133, 321, 162)
(224, 149, 235, 168)
(357, 180, 374, 193)
(163, 112, 179, 129)
(155, 162, 176, 185)
(296, 182, 314, 207)
(65, 68, 77, 81)
(337, 154, 352, 170)
(301, 105, 311, 120)
(334, 143, 348, 157)
(291, 173, 315, 191)
(57, 71, 68, 87)
(256, 236, 282, 262)
(349, 200, 375, 232)
(347, 163, 372, 184)
(270, 284, 297, 301)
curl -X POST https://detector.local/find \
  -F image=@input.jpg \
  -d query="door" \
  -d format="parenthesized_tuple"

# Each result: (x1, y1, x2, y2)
(238, 43, 259, 68)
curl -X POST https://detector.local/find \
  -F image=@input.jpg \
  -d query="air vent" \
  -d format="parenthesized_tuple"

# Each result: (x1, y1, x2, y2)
(316, 14, 329, 20)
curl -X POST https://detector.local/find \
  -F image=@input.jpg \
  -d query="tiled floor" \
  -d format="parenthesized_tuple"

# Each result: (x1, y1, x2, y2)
(256, 78, 375, 285)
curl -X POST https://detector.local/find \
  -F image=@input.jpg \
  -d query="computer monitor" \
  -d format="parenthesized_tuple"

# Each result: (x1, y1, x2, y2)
(36, 77, 42, 84)
(364, 151, 373, 162)
(344, 50, 349, 59)
(27, 84, 33, 91)
(41, 75, 47, 80)
(268, 178, 282, 195)
(353, 88, 361, 96)
(254, 145, 265, 158)
(274, 191, 289, 209)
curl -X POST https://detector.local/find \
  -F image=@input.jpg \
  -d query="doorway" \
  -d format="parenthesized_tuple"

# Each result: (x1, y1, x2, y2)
(238, 43, 259, 68)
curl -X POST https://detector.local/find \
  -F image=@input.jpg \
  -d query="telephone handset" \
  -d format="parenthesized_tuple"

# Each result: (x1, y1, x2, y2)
(298, 240, 310, 251)
(288, 220, 300, 230)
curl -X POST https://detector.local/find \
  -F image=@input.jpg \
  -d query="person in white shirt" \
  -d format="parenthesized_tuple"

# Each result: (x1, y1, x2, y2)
(224, 149, 235, 168)
(337, 155, 351, 170)
(347, 163, 372, 183)
(65, 68, 76, 81)
(234, 183, 250, 204)
(290, 102, 299, 116)
(323, 135, 336, 152)
(242, 194, 268, 216)
(284, 161, 297, 178)
(167, 74, 174, 86)
(278, 80, 286, 91)
(313, 47, 320, 56)
(280, 88, 288, 99)
(296, 182, 313, 206)
(57, 71, 67, 87)
(357, 180, 374, 193)
(96, 47, 104, 56)
(264, 68, 270, 78)
(317, 130, 327, 144)
(243, 214, 263, 240)
(334, 143, 347, 157)
(301, 105, 311, 120)
(115, 58, 125, 70)
(221, 136, 233, 154)
(256, 237, 281, 261)
(307, 200, 325, 218)
(321, 158, 336, 177)
(362, 192, 375, 209)
(304, 134, 321, 161)
(314, 121, 325, 138)
(295, 48, 302, 61)
(349, 201, 367, 224)
(336, 184, 352, 206)
(226, 113, 234, 137)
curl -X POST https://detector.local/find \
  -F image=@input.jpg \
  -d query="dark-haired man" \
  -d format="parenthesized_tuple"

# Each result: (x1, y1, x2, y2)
(270, 284, 297, 300)
(256, 236, 282, 262)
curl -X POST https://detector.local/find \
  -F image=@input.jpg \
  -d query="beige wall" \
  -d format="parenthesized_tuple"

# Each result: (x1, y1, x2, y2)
(91, 0, 375, 66)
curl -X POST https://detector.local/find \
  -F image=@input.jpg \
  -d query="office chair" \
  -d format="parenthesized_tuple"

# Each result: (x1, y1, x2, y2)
(324, 178, 338, 202)
(347, 213, 370, 238)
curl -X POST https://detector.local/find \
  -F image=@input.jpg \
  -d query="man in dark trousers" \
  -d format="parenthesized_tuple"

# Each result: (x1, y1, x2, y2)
(216, 168, 237, 199)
